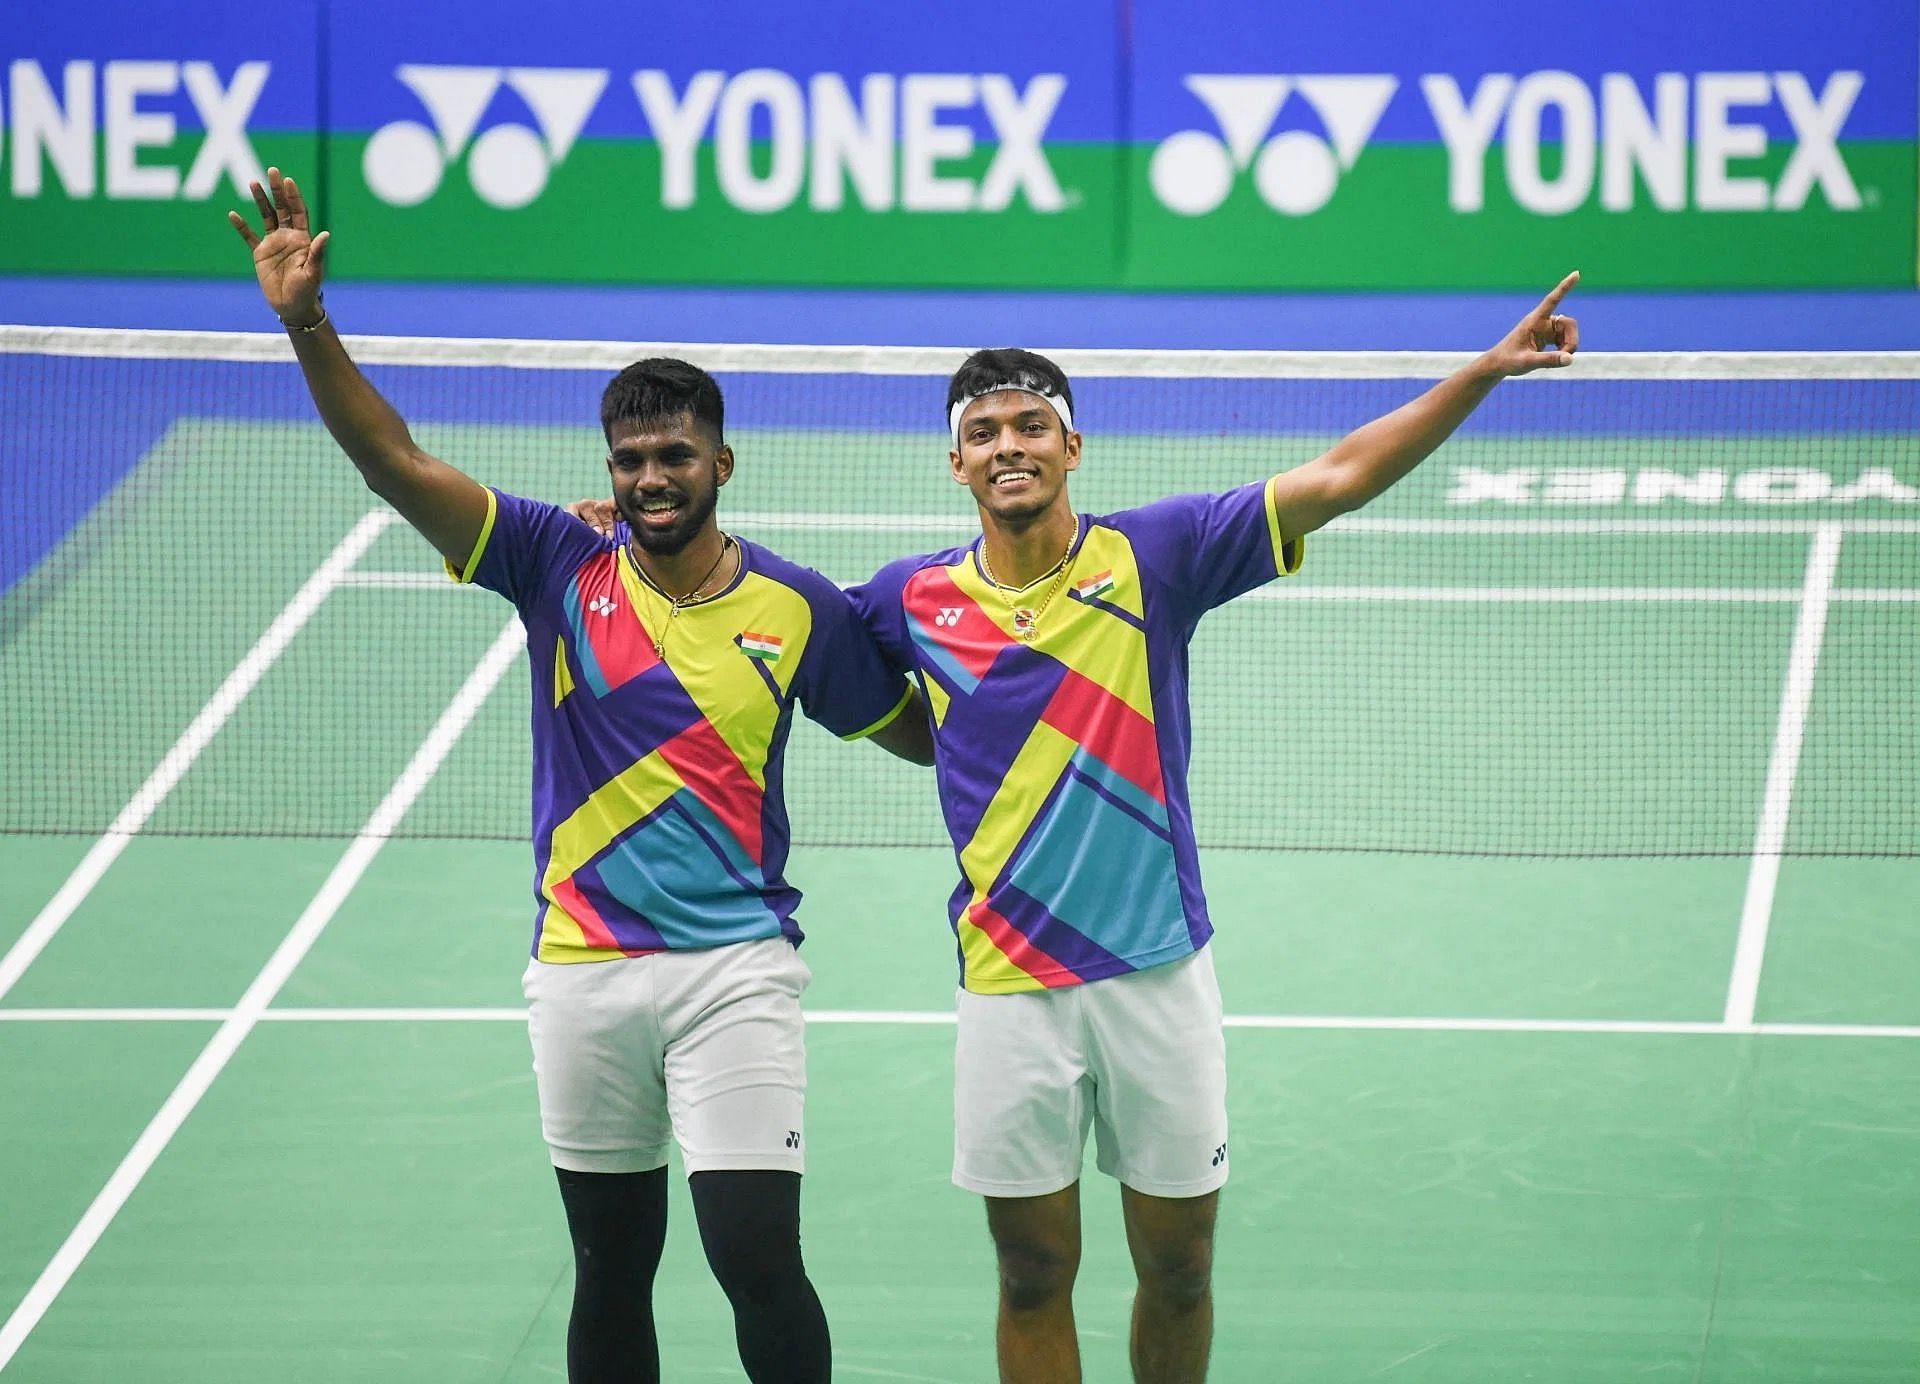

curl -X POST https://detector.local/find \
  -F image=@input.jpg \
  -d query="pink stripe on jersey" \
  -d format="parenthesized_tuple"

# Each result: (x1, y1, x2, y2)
(1038, 668, 1166, 803)
(904, 566, 1007, 679)
(655, 718, 766, 867)
(966, 900, 1083, 987)
(574, 553, 660, 692)
(552, 874, 625, 952)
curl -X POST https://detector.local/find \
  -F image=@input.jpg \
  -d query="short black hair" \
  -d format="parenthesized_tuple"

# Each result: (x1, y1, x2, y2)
(945, 348, 1074, 424)
(600, 358, 725, 444)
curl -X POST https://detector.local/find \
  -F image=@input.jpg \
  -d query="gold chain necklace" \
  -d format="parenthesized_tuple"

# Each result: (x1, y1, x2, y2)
(978, 519, 1078, 643)
(628, 534, 736, 657)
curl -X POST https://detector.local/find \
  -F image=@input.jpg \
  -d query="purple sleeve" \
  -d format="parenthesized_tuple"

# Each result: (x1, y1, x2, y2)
(844, 558, 920, 677)
(452, 489, 604, 608)
(1108, 480, 1301, 620)
(789, 578, 911, 740)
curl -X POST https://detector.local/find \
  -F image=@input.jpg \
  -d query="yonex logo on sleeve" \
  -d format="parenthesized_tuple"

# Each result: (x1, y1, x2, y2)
(364, 65, 607, 209)
(1150, 74, 1397, 217)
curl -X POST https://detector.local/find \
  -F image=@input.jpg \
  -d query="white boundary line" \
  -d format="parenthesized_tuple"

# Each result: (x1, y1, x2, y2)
(347, 570, 1920, 605)
(1247, 586, 1920, 604)
(6, 326, 1920, 380)
(338, 571, 475, 589)
(717, 512, 1920, 536)
(1724, 524, 1845, 1029)
(1, 1006, 1915, 1039)
(0, 1009, 232, 1023)
(0, 511, 395, 1003)
(0, 618, 525, 1375)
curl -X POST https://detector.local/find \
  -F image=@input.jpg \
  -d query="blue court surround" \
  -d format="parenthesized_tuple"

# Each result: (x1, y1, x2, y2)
(4, 276, 1919, 350)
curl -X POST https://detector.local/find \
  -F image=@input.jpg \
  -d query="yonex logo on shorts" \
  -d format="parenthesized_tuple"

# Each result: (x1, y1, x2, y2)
(1212, 1142, 1228, 1167)
(1150, 74, 1397, 218)
(364, 65, 608, 210)
(786, 1130, 800, 1149)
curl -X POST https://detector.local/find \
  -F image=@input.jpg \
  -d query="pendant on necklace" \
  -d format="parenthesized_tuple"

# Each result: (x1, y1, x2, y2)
(1012, 608, 1039, 641)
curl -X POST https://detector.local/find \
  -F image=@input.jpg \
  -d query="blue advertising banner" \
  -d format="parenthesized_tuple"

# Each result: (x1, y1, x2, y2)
(0, 1, 320, 272)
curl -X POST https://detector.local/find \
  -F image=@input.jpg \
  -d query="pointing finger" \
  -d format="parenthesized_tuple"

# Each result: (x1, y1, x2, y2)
(1535, 269, 1581, 317)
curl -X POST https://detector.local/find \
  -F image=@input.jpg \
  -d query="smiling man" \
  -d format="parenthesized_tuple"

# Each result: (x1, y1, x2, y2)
(847, 281, 1580, 1383)
(231, 168, 931, 1384)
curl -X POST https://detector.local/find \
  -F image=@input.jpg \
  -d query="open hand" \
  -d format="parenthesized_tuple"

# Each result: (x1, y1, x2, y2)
(228, 166, 328, 328)
(1482, 271, 1581, 377)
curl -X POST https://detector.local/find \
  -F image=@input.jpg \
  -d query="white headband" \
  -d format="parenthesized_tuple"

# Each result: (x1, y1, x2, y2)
(949, 383, 1074, 447)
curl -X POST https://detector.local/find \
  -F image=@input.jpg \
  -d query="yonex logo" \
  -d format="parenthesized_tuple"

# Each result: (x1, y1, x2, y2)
(2, 59, 270, 201)
(1150, 74, 1396, 217)
(934, 607, 964, 627)
(785, 1130, 801, 1149)
(1212, 1141, 1228, 1167)
(587, 595, 618, 616)
(363, 65, 607, 209)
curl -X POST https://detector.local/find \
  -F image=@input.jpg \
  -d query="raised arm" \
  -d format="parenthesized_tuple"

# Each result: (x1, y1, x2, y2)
(1270, 272, 1581, 543)
(228, 167, 490, 568)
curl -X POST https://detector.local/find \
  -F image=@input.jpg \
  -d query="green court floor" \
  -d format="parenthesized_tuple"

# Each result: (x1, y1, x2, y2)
(3, 400, 1917, 1380)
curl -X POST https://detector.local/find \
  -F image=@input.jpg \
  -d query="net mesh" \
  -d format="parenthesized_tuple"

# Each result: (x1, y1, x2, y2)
(3, 328, 1916, 856)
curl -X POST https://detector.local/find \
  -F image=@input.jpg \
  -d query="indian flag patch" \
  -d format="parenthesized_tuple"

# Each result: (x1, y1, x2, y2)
(738, 630, 784, 662)
(1074, 570, 1116, 600)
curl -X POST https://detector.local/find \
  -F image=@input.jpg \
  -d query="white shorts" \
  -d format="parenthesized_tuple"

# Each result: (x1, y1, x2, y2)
(522, 936, 810, 1176)
(952, 947, 1229, 1199)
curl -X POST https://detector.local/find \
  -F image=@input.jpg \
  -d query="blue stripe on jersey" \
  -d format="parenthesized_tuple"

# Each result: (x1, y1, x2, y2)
(1067, 747, 1172, 833)
(591, 793, 780, 948)
(562, 580, 612, 698)
(907, 613, 983, 696)
(1002, 771, 1189, 961)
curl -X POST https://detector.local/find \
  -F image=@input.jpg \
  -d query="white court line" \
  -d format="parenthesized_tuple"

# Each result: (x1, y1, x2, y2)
(357, 571, 1920, 604)
(719, 512, 1920, 536)
(0, 618, 524, 1375)
(0, 511, 396, 1003)
(1724, 524, 1845, 1029)
(3, 1007, 1916, 1039)
(0, 1009, 230, 1023)
(338, 571, 474, 589)
(1253, 586, 1813, 603)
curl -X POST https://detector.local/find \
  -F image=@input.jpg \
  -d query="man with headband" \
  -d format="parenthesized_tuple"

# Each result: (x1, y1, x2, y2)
(846, 274, 1581, 1382)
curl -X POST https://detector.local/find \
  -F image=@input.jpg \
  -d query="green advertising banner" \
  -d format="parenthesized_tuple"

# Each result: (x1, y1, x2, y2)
(3, 0, 1915, 287)
(1125, 5, 1917, 288)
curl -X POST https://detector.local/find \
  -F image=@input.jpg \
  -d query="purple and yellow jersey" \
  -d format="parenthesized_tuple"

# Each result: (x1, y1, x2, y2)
(451, 488, 910, 964)
(849, 479, 1303, 995)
